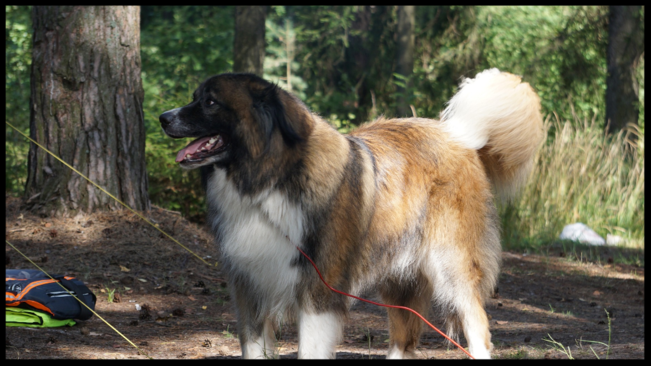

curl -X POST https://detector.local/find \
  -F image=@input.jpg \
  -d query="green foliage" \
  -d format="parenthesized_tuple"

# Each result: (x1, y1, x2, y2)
(143, 90, 206, 222)
(478, 6, 609, 125)
(140, 6, 234, 96)
(5, 5, 32, 195)
(140, 6, 235, 221)
(413, 6, 483, 118)
(636, 55, 645, 134)
(288, 6, 399, 125)
(264, 14, 308, 100)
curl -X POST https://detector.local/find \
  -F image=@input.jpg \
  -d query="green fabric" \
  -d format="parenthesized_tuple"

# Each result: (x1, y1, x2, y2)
(6, 307, 76, 328)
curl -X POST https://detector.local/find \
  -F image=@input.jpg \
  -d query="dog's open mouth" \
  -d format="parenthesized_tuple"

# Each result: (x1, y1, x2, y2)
(175, 134, 226, 163)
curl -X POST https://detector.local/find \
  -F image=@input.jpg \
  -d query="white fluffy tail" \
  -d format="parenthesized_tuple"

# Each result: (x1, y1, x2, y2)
(440, 68, 544, 202)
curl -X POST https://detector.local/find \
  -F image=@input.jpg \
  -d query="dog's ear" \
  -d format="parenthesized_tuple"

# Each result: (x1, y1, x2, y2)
(254, 84, 314, 147)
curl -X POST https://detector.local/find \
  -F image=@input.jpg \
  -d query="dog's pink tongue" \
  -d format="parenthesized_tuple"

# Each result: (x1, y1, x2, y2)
(175, 136, 214, 163)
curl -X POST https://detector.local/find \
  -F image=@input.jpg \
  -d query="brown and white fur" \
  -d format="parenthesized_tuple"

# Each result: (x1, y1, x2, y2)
(159, 68, 544, 359)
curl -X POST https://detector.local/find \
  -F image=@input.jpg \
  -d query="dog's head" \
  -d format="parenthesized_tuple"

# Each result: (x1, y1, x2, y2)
(159, 73, 313, 169)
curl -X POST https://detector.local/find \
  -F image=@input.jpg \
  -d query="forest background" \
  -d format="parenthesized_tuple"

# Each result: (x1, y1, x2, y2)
(6, 6, 645, 254)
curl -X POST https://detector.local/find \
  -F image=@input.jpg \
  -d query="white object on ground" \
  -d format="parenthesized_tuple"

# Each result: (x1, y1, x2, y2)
(559, 223, 606, 246)
(606, 234, 625, 246)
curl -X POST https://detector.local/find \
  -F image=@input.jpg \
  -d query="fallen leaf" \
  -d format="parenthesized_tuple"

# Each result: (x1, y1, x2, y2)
(137, 278, 147, 282)
(44, 222, 52, 228)
(120, 265, 130, 272)
(496, 320, 509, 325)
(593, 290, 602, 296)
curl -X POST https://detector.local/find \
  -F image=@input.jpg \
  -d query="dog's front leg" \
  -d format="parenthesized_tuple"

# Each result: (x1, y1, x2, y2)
(297, 309, 343, 359)
(238, 316, 276, 359)
(232, 289, 277, 359)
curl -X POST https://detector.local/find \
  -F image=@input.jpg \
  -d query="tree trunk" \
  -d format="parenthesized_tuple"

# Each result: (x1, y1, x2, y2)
(343, 6, 379, 125)
(233, 6, 268, 76)
(605, 6, 644, 135)
(26, 6, 150, 216)
(395, 6, 415, 117)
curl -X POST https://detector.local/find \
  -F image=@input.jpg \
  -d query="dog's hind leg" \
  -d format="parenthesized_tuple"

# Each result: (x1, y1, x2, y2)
(379, 272, 433, 359)
(297, 309, 343, 359)
(447, 293, 493, 359)
(423, 242, 498, 359)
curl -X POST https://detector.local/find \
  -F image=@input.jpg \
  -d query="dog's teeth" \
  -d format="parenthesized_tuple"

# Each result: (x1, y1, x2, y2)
(209, 138, 216, 144)
(200, 147, 206, 151)
(185, 154, 191, 159)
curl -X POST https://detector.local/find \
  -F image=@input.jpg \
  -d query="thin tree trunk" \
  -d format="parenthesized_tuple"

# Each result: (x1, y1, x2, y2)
(344, 6, 373, 124)
(395, 6, 415, 118)
(233, 6, 268, 76)
(605, 6, 644, 135)
(26, 6, 149, 216)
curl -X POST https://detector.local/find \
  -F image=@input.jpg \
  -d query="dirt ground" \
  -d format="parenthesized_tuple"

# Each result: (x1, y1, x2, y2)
(5, 196, 645, 359)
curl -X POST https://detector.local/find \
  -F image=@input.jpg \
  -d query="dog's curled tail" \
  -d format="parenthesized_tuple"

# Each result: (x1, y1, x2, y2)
(440, 68, 544, 202)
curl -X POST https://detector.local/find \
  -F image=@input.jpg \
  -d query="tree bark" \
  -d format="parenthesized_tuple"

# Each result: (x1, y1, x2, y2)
(605, 6, 644, 135)
(343, 6, 379, 124)
(395, 6, 415, 117)
(26, 6, 150, 216)
(233, 6, 268, 76)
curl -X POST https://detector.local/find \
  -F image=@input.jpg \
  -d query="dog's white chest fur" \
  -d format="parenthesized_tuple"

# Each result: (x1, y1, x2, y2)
(207, 169, 304, 312)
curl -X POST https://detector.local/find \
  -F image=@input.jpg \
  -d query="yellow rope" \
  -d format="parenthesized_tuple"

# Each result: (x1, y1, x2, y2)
(6, 240, 152, 359)
(5, 121, 214, 267)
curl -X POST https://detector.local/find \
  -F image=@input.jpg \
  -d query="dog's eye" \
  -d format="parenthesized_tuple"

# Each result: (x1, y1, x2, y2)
(207, 99, 216, 107)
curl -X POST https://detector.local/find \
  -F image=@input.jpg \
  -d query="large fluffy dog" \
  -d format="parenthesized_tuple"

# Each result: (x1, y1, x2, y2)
(159, 69, 543, 359)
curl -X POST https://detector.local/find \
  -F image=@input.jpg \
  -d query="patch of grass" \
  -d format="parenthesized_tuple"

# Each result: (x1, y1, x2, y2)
(222, 324, 235, 339)
(212, 285, 230, 306)
(365, 327, 372, 359)
(544, 309, 612, 359)
(174, 275, 188, 293)
(501, 112, 644, 262)
(105, 286, 117, 303)
(500, 347, 529, 359)
(543, 334, 574, 359)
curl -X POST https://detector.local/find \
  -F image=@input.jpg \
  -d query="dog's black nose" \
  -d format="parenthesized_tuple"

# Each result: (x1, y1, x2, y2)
(159, 111, 173, 129)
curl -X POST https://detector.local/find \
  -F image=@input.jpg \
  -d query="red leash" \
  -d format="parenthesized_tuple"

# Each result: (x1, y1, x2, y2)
(296, 246, 475, 359)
